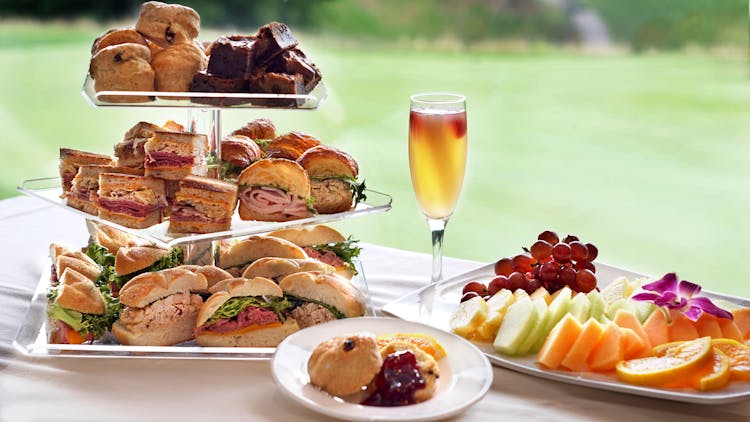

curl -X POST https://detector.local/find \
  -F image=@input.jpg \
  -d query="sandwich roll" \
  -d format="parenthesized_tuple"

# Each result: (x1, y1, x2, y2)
(181, 265, 233, 292)
(219, 235, 307, 276)
(265, 132, 320, 161)
(88, 222, 150, 254)
(241, 257, 334, 282)
(56, 255, 101, 282)
(236, 159, 313, 222)
(118, 267, 207, 308)
(280, 271, 366, 328)
(268, 225, 359, 280)
(55, 269, 106, 315)
(298, 145, 361, 214)
(194, 277, 299, 347)
(115, 246, 170, 276)
(113, 268, 207, 346)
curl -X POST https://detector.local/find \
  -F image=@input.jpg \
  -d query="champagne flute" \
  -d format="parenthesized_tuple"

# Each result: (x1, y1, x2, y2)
(409, 93, 467, 283)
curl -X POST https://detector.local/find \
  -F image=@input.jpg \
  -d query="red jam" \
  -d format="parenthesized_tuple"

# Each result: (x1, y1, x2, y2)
(361, 350, 425, 407)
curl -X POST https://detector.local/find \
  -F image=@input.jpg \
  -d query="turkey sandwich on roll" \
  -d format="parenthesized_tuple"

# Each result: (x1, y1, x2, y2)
(297, 145, 366, 214)
(194, 277, 299, 347)
(268, 225, 361, 279)
(113, 267, 207, 346)
(279, 271, 366, 328)
(241, 257, 334, 283)
(236, 158, 314, 222)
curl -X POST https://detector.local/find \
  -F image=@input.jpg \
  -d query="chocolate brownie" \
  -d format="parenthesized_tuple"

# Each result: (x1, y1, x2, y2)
(252, 22, 298, 66)
(268, 49, 321, 94)
(248, 72, 304, 107)
(189, 70, 250, 106)
(206, 35, 256, 79)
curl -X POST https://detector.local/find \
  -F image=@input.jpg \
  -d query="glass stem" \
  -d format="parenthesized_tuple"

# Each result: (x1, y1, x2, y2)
(428, 218, 448, 283)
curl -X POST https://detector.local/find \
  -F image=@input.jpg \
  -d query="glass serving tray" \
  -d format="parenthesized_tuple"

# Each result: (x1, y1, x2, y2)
(13, 260, 374, 359)
(82, 74, 327, 109)
(382, 262, 750, 404)
(18, 177, 392, 249)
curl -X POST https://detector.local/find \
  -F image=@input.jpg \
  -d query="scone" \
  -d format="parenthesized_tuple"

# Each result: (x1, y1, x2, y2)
(89, 43, 154, 103)
(152, 42, 208, 92)
(135, 1, 200, 48)
(308, 333, 383, 398)
(91, 28, 148, 55)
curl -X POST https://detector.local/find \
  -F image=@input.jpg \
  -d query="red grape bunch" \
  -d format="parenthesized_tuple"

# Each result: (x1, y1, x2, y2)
(461, 230, 599, 303)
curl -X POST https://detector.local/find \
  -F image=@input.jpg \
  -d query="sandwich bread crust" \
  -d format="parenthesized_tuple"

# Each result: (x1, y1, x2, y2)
(118, 267, 207, 308)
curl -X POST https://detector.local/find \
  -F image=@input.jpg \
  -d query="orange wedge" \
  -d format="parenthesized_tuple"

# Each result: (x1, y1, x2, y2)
(616, 337, 712, 386)
(711, 338, 750, 381)
(377, 333, 447, 361)
(698, 349, 731, 391)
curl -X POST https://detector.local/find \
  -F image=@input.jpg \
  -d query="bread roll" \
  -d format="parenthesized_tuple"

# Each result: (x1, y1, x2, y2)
(279, 272, 365, 318)
(56, 255, 101, 282)
(241, 257, 334, 282)
(267, 225, 346, 247)
(196, 277, 281, 325)
(55, 269, 106, 315)
(118, 267, 207, 307)
(115, 246, 170, 276)
(219, 235, 307, 272)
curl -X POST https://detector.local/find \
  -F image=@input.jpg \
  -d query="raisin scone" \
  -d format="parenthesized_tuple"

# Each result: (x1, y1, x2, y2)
(135, 1, 200, 48)
(89, 43, 155, 103)
(151, 42, 208, 92)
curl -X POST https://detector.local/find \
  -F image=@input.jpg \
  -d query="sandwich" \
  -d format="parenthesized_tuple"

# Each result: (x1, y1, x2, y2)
(265, 131, 320, 161)
(47, 268, 120, 344)
(279, 271, 366, 329)
(49, 243, 101, 285)
(218, 235, 307, 277)
(297, 145, 366, 214)
(268, 225, 361, 279)
(180, 265, 233, 293)
(66, 164, 144, 215)
(86, 222, 150, 255)
(168, 175, 238, 234)
(115, 120, 186, 168)
(230, 118, 277, 151)
(104, 246, 184, 296)
(240, 257, 334, 283)
(59, 148, 113, 194)
(193, 277, 300, 347)
(236, 158, 314, 222)
(112, 267, 207, 346)
(96, 173, 167, 229)
(220, 134, 263, 181)
(144, 130, 209, 180)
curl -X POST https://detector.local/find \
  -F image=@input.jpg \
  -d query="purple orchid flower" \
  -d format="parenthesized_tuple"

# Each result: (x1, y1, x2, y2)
(631, 272, 733, 322)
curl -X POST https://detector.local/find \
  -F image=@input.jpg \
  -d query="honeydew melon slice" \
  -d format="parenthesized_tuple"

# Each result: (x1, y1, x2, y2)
(493, 297, 538, 356)
(569, 292, 591, 323)
(531, 286, 573, 352)
(587, 290, 606, 322)
(517, 297, 551, 355)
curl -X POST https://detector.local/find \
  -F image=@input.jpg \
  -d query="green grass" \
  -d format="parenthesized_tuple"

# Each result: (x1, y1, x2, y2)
(2, 24, 750, 296)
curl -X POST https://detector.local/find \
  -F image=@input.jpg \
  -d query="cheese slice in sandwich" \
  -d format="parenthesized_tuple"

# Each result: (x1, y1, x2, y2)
(168, 175, 238, 234)
(144, 130, 209, 180)
(96, 173, 167, 229)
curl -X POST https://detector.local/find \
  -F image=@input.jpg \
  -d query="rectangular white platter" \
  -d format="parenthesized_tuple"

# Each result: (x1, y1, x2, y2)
(382, 262, 750, 404)
(14, 261, 373, 360)
(18, 177, 391, 249)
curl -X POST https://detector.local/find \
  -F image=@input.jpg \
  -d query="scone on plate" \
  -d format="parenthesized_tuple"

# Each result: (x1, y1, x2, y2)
(91, 28, 148, 55)
(308, 333, 383, 398)
(152, 42, 208, 93)
(89, 43, 155, 103)
(135, 1, 200, 48)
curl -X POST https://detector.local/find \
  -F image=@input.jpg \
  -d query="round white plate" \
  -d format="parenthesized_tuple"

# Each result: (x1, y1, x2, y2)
(271, 317, 493, 421)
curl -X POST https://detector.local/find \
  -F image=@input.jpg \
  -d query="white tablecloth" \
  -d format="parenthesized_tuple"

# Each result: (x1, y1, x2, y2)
(0, 196, 747, 421)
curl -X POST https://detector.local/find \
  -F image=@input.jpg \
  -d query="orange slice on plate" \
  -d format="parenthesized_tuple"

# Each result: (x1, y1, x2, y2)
(616, 337, 712, 386)
(711, 338, 750, 381)
(377, 333, 447, 361)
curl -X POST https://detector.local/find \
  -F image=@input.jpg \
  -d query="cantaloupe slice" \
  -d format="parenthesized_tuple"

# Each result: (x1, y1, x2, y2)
(517, 297, 550, 355)
(717, 318, 743, 342)
(531, 286, 572, 352)
(537, 314, 582, 370)
(561, 318, 604, 372)
(588, 322, 624, 371)
(620, 326, 649, 359)
(613, 310, 652, 351)
(668, 313, 700, 342)
(530, 287, 552, 305)
(694, 313, 723, 339)
(642, 309, 669, 348)
(494, 297, 538, 356)
(731, 308, 750, 339)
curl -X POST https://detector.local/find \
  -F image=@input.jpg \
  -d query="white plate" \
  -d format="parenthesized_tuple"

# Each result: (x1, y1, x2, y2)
(382, 262, 750, 405)
(271, 317, 493, 421)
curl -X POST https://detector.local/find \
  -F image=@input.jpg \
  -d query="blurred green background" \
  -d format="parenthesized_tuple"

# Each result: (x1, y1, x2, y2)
(1, 0, 749, 295)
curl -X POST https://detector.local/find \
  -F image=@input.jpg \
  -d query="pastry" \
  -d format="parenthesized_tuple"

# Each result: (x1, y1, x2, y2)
(89, 43, 155, 103)
(266, 131, 320, 161)
(151, 42, 208, 92)
(91, 28, 148, 55)
(220, 134, 263, 180)
(308, 333, 383, 398)
(135, 1, 200, 48)
(231, 118, 277, 142)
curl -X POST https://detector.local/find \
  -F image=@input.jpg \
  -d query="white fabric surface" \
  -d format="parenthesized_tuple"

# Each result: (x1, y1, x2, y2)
(0, 196, 747, 421)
